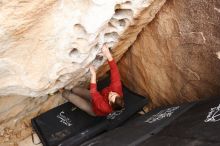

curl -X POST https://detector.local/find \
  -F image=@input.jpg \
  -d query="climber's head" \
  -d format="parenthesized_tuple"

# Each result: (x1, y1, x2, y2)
(108, 91, 124, 111)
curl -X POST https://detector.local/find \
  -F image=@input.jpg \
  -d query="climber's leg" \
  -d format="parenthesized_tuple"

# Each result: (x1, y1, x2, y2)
(62, 90, 95, 116)
(71, 87, 91, 101)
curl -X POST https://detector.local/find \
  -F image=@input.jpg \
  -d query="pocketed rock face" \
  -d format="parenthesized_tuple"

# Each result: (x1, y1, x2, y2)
(0, 0, 165, 97)
(0, 0, 166, 144)
(119, 0, 220, 107)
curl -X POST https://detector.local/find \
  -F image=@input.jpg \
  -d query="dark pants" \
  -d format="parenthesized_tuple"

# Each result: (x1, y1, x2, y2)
(62, 88, 96, 116)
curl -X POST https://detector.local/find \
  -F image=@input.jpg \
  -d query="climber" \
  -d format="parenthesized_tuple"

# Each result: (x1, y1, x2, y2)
(62, 44, 124, 116)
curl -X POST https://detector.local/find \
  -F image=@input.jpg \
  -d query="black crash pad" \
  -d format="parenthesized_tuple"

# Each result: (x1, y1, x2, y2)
(31, 86, 148, 146)
(81, 101, 196, 146)
(32, 102, 105, 146)
(142, 97, 220, 146)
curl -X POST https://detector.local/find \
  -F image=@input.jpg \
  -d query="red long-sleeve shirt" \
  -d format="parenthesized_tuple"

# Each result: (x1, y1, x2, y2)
(90, 59, 123, 116)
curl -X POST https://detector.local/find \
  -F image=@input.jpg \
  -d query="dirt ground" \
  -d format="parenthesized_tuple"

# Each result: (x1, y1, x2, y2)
(18, 134, 42, 146)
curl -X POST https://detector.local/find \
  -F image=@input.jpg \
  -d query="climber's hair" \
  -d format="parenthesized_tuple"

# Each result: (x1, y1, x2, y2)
(110, 96, 125, 111)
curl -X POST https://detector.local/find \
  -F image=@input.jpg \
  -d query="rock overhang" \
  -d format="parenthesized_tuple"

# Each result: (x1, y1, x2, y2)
(0, 0, 166, 97)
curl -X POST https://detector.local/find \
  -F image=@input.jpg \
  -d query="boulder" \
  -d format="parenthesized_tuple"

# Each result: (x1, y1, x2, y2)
(0, 0, 166, 144)
(119, 0, 220, 107)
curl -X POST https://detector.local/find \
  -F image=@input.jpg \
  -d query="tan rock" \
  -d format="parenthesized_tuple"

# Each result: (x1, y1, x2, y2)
(0, 94, 64, 144)
(119, 0, 220, 107)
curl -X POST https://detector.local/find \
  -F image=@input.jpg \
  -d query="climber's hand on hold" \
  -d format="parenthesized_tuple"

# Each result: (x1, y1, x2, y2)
(89, 65, 96, 83)
(89, 65, 96, 76)
(102, 44, 113, 61)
